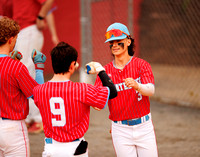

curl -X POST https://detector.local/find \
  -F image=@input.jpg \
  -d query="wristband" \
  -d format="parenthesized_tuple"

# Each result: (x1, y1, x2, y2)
(35, 63, 45, 70)
(37, 15, 45, 20)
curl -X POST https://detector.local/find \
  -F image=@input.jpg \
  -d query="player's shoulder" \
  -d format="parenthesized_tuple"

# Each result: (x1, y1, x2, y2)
(132, 56, 147, 63)
(104, 60, 114, 69)
(33, 83, 42, 91)
(3, 56, 25, 69)
(33, 81, 48, 91)
(74, 81, 100, 89)
(132, 56, 151, 66)
(73, 81, 90, 88)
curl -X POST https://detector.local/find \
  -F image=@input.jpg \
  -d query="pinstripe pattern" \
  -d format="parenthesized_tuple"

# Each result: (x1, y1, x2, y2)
(33, 80, 109, 142)
(21, 121, 28, 157)
(0, 56, 38, 120)
(95, 57, 154, 121)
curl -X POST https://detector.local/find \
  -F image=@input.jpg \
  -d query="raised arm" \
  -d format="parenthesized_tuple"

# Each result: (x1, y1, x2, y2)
(85, 62, 117, 99)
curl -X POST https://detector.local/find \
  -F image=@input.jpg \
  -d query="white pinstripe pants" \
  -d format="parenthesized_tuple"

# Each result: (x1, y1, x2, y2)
(0, 118, 30, 157)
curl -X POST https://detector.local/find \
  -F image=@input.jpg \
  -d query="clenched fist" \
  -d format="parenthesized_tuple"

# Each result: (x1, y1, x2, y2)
(85, 61, 105, 74)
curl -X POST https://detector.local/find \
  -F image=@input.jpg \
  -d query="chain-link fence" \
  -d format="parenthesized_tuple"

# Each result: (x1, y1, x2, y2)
(80, 0, 200, 107)
(139, 0, 200, 107)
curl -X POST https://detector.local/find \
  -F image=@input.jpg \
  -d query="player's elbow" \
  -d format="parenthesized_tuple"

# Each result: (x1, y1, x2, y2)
(109, 87, 118, 99)
(149, 84, 155, 96)
(148, 90, 155, 97)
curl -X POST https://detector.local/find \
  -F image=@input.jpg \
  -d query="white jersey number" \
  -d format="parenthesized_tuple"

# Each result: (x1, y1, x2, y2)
(136, 91, 142, 101)
(50, 97, 66, 127)
(135, 78, 142, 101)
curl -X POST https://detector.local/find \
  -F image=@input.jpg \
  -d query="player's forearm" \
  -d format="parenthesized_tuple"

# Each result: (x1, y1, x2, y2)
(98, 71, 117, 99)
(35, 70, 44, 84)
(46, 13, 57, 36)
(38, 0, 54, 18)
(136, 83, 155, 96)
(46, 13, 59, 45)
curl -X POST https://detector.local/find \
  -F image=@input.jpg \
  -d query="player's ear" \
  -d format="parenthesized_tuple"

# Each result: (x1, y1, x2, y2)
(69, 61, 76, 72)
(127, 38, 131, 46)
(8, 37, 14, 45)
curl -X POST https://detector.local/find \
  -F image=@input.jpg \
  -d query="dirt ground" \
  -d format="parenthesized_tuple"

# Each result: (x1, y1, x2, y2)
(29, 99, 200, 157)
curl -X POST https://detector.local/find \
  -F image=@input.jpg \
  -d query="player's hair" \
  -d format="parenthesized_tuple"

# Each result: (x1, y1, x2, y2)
(51, 41, 78, 74)
(128, 37, 135, 56)
(0, 16, 20, 46)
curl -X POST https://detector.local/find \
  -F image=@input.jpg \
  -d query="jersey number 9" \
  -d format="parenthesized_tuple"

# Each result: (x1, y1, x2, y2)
(50, 97, 66, 127)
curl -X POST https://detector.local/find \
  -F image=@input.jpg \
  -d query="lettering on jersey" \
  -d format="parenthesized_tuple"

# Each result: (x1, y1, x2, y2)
(115, 77, 142, 101)
(115, 82, 131, 92)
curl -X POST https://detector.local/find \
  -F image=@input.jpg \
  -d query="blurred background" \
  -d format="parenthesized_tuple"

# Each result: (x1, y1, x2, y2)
(42, 0, 200, 108)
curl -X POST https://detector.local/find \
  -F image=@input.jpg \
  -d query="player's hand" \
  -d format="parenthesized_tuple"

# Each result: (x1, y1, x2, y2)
(85, 62, 105, 74)
(31, 49, 46, 70)
(92, 106, 101, 111)
(10, 50, 23, 61)
(36, 18, 46, 31)
(123, 78, 140, 91)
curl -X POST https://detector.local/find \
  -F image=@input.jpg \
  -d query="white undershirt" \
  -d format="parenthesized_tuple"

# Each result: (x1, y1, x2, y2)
(137, 83, 155, 96)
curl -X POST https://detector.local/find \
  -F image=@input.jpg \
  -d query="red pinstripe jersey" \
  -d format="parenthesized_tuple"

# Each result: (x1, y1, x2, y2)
(33, 81, 109, 142)
(0, 56, 38, 119)
(95, 57, 154, 121)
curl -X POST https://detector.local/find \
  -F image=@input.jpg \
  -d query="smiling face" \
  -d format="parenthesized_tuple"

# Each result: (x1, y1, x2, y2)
(109, 38, 131, 57)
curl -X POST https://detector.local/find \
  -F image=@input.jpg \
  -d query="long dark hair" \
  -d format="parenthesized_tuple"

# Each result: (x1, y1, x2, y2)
(128, 37, 135, 56)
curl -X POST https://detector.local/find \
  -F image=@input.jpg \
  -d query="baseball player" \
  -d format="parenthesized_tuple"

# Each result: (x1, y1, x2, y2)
(33, 41, 117, 157)
(12, 0, 55, 133)
(94, 22, 158, 157)
(0, 16, 46, 157)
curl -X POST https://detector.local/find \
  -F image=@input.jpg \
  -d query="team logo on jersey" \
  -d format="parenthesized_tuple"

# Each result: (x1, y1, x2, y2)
(115, 77, 141, 92)
(115, 82, 131, 92)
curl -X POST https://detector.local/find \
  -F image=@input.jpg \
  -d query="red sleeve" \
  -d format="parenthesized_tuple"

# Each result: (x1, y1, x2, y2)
(36, 0, 47, 5)
(16, 65, 38, 98)
(140, 61, 154, 84)
(0, 0, 13, 17)
(85, 84, 109, 109)
(94, 75, 103, 87)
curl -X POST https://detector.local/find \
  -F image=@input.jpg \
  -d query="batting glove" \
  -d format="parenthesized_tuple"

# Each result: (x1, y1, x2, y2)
(10, 50, 23, 61)
(85, 62, 105, 74)
(31, 49, 46, 70)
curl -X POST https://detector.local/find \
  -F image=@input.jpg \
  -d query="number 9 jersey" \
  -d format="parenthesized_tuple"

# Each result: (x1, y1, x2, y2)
(33, 80, 109, 142)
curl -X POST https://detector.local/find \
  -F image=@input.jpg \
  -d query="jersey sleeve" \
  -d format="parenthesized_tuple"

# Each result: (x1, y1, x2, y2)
(36, 0, 46, 4)
(85, 84, 109, 109)
(140, 61, 154, 84)
(16, 65, 38, 98)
